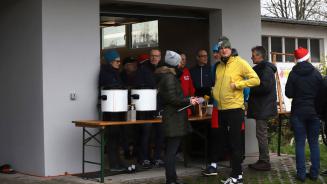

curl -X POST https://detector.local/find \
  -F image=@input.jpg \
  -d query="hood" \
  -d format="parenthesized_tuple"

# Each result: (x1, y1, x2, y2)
(154, 66, 176, 75)
(292, 61, 315, 76)
(255, 61, 277, 73)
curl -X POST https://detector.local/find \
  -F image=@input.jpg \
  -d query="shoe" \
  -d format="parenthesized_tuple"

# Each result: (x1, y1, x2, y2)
(154, 159, 165, 167)
(321, 170, 327, 176)
(248, 160, 271, 171)
(126, 164, 136, 173)
(141, 160, 152, 169)
(202, 165, 218, 176)
(295, 175, 305, 183)
(221, 175, 243, 184)
(306, 173, 318, 181)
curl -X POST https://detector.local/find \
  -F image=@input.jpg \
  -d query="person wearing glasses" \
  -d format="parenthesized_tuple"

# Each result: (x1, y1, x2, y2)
(99, 49, 133, 172)
(190, 49, 214, 97)
(135, 49, 165, 169)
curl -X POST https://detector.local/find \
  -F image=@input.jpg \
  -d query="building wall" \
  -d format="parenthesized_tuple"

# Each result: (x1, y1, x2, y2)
(0, 0, 45, 176)
(262, 21, 327, 59)
(42, 0, 100, 176)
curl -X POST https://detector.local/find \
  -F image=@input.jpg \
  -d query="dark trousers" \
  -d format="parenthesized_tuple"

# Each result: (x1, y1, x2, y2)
(256, 119, 270, 162)
(209, 117, 245, 164)
(218, 108, 244, 177)
(137, 111, 164, 161)
(165, 136, 182, 184)
(209, 128, 227, 163)
(103, 112, 126, 168)
(291, 115, 320, 179)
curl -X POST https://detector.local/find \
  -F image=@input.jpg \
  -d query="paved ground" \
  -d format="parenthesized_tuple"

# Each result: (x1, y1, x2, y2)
(1, 153, 327, 184)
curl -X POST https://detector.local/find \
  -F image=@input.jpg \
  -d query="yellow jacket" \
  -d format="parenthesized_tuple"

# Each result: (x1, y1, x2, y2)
(213, 56, 260, 110)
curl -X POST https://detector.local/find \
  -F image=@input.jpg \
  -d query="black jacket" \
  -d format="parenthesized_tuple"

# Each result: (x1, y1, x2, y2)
(285, 61, 322, 116)
(99, 64, 124, 89)
(247, 61, 277, 120)
(316, 76, 327, 122)
(135, 60, 157, 89)
(190, 64, 213, 97)
(155, 66, 192, 137)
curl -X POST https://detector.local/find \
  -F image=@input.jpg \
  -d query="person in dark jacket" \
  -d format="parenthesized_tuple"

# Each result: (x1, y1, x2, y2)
(190, 49, 214, 97)
(247, 46, 277, 171)
(155, 50, 198, 184)
(316, 75, 327, 123)
(135, 51, 165, 169)
(285, 47, 322, 182)
(99, 49, 133, 172)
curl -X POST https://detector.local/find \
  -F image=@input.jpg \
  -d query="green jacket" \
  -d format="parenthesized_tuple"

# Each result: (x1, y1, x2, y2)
(155, 66, 192, 137)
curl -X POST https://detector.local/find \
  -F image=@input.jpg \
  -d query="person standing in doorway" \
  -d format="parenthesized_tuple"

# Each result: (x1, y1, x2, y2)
(135, 49, 165, 169)
(190, 49, 214, 97)
(99, 49, 133, 172)
(212, 37, 260, 184)
(247, 46, 277, 171)
(285, 47, 322, 182)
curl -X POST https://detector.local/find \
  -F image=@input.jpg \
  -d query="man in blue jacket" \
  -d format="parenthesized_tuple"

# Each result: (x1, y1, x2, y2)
(190, 49, 214, 97)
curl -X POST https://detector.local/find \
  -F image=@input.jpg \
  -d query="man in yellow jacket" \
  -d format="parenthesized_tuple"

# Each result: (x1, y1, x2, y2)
(213, 37, 260, 184)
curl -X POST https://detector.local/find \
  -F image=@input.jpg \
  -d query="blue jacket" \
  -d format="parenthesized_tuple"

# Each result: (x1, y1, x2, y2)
(190, 64, 214, 97)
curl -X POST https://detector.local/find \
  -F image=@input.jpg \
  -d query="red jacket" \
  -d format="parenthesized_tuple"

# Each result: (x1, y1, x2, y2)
(179, 67, 195, 97)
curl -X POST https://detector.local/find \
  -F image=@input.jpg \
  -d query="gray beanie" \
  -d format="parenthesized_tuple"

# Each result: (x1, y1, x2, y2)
(218, 36, 231, 49)
(165, 50, 181, 67)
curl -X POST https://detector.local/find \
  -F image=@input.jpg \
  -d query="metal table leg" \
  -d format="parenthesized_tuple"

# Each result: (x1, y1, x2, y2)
(100, 127, 105, 183)
(277, 115, 282, 156)
(82, 127, 85, 176)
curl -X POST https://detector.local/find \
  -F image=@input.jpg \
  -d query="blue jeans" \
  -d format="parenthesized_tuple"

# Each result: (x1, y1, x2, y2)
(291, 115, 320, 179)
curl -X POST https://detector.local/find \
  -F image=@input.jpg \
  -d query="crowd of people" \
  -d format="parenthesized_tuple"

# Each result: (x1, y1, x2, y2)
(99, 36, 327, 184)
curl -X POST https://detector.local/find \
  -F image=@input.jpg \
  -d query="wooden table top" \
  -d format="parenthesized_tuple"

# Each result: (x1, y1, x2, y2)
(73, 115, 211, 128)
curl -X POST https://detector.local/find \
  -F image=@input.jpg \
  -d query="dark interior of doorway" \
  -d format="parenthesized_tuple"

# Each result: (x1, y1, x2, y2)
(100, 3, 210, 67)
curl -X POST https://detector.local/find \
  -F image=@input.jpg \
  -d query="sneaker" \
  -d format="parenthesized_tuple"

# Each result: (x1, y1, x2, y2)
(141, 160, 152, 169)
(248, 160, 271, 171)
(221, 175, 243, 184)
(154, 159, 165, 167)
(202, 165, 218, 176)
(126, 164, 136, 173)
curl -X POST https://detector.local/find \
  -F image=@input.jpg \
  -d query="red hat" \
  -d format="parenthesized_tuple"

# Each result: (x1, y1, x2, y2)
(137, 54, 150, 63)
(294, 47, 310, 62)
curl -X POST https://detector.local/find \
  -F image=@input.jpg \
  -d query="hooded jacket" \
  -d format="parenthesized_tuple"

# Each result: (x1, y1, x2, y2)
(247, 61, 278, 120)
(285, 61, 322, 116)
(155, 66, 192, 137)
(212, 56, 260, 110)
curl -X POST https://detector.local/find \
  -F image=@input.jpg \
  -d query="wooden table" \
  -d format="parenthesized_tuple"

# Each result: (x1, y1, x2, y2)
(72, 115, 211, 183)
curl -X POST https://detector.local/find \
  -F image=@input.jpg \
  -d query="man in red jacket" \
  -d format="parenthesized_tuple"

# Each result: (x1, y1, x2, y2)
(179, 53, 195, 116)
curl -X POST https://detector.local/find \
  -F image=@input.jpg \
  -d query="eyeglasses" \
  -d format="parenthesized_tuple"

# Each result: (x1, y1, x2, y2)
(199, 55, 208, 57)
(151, 55, 161, 58)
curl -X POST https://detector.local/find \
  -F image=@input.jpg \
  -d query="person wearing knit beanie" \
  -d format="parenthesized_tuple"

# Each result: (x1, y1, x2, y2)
(103, 49, 120, 63)
(165, 50, 182, 67)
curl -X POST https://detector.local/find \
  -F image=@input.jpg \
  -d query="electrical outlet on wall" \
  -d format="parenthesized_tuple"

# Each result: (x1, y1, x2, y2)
(70, 91, 77, 101)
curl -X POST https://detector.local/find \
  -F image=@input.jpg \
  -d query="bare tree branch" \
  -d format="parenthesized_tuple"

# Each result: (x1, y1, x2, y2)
(263, 0, 326, 20)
